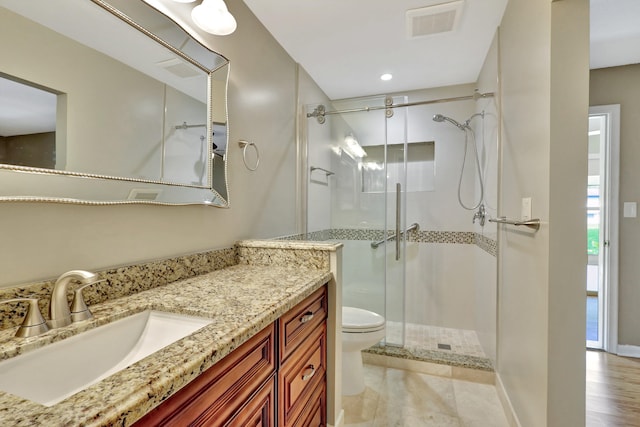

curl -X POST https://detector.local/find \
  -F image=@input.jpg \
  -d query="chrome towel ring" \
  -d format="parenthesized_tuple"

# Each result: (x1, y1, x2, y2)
(238, 140, 260, 171)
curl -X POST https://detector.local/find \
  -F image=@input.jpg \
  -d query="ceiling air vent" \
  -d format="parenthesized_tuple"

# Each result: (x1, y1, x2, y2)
(128, 188, 162, 201)
(406, 1, 464, 39)
(156, 58, 201, 78)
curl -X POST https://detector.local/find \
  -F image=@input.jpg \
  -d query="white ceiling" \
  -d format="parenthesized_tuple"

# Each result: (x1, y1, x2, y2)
(243, 0, 640, 101)
(0, 77, 56, 137)
(243, 0, 508, 100)
(590, 0, 640, 70)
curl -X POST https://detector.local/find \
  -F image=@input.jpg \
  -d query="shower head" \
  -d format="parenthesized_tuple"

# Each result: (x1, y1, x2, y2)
(432, 114, 466, 130)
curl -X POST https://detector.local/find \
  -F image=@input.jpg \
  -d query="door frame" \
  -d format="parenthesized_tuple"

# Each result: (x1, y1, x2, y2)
(588, 104, 620, 353)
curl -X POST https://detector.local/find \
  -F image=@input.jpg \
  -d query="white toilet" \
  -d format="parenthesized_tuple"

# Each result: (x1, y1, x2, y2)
(341, 306, 386, 396)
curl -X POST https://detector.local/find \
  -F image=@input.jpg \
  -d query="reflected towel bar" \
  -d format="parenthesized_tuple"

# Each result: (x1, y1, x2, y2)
(310, 166, 335, 185)
(488, 217, 541, 231)
(310, 166, 335, 176)
(175, 121, 206, 130)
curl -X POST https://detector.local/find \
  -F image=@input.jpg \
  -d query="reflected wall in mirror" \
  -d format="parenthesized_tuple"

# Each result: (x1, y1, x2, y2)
(0, 75, 58, 170)
(0, 0, 230, 206)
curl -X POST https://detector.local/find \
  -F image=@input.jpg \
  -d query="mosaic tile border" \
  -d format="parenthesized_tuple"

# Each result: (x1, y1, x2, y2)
(277, 229, 332, 242)
(277, 228, 497, 257)
(409, 230, 475, 244)
(0, 247, 237, 329)
(475, 233, 498, 257)
(330, 228, 386, 241)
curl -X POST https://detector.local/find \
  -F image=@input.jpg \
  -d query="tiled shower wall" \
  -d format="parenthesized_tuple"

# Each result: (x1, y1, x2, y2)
(279, 228, 497, 362)
(280, 228, 496, 257)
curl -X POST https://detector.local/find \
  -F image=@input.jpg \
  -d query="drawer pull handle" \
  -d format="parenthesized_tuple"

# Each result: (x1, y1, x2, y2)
(300, 311, 314, 323)
(302, 365, 316, 381)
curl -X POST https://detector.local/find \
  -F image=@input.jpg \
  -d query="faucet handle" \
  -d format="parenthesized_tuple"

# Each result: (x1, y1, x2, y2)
(0, 298, 49, 338)
(70, 280, 106, 323)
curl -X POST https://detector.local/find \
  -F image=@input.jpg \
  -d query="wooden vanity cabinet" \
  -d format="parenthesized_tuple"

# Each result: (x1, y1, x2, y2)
(133, 285, 327, 427)
(278, 286, 328, 427)
(134, 324, 276, 426)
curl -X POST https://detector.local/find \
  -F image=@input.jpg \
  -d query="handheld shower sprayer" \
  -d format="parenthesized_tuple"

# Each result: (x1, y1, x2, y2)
(432, 111, 486, 212)
(432, 114, 467, 130)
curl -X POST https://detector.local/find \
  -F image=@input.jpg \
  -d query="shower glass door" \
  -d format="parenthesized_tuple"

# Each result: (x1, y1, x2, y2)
(318, 95, 408, 348)
(382, 96, 408, 347)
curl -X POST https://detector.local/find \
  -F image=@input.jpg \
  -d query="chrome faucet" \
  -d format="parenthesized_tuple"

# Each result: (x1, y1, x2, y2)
(473, 204, 487, 227)
(48, 270, 99, 329)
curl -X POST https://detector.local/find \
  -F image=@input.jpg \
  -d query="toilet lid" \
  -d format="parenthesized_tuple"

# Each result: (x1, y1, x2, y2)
(342, 306, 385, 332)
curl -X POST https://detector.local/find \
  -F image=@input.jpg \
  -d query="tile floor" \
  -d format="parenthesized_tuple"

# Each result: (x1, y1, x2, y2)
(343, 364, 509, 427)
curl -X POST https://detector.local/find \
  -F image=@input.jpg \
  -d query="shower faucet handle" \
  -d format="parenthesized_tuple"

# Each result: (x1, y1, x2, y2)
(473, 204, 487, 226)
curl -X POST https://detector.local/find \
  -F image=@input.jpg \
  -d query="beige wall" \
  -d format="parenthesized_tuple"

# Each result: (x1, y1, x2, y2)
(547, 1, 589, 423)
(497, 0, 588, 425)
(0, 0, 300, 287)
(590, 64, 640, 347)
(298, 66, 333, 234)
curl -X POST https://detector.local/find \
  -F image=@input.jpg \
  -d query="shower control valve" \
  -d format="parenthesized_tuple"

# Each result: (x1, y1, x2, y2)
(473, 204, 486, 227)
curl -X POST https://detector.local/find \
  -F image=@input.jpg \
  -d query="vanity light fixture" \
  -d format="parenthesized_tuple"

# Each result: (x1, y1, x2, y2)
(380, 73, 393, 81)
(191, 0, 237, 36)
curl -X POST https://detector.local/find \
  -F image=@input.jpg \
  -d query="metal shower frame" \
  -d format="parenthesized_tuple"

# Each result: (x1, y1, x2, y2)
(306, 89, 495, 124)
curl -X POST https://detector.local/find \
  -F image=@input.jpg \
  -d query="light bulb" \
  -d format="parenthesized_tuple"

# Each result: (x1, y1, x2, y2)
(191, 0, 237, 36)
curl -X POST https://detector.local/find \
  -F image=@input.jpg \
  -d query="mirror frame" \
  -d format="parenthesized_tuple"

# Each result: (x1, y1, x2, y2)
(0, 0, 230, 207)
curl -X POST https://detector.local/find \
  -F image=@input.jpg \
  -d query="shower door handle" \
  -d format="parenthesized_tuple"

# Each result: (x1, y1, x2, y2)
(396, 183, 401, 261)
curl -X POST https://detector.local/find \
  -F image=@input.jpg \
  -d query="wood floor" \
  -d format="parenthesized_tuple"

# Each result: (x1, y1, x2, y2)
(586, 350, 640, 426)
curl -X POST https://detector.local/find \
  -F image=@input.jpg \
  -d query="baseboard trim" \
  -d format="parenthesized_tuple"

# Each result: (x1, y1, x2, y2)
(495, 374, 522, 427)
(616, 344, 640, 358)
(329, 409, 345, 427)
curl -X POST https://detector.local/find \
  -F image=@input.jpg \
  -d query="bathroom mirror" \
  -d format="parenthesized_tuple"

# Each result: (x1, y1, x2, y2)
(0, 0, 230, 206)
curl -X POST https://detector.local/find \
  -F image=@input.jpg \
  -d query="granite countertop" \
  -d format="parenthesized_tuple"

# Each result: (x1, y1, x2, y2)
(0, 263, 332, 426)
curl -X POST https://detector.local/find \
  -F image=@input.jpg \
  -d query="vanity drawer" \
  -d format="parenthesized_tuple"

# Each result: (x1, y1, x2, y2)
(134, 323, 275, 426)
(278, 324, 326, 426)
(290, 382, 326, 427)
(279, 286, 327, 362)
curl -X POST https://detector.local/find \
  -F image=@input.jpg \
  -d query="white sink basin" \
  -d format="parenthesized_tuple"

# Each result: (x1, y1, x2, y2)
(0, 310, 212, 406)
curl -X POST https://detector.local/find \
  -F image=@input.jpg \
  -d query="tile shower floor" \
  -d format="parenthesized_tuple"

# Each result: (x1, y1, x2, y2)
(403, 323, 486, 358)
(343, 364, 510, 427)
(373, 322, 493, 371)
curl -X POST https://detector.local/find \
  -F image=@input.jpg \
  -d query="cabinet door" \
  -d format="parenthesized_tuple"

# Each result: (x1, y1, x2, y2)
(290, 383, 326, 427)
(226, 375, 275, 427)
(135, 323, 276, 426)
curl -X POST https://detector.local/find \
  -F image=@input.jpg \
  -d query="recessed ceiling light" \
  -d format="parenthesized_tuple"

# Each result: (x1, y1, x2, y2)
(380, 73, 393, 81)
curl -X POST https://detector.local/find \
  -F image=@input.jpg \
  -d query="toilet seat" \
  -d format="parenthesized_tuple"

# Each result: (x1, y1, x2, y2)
(342, 306, 385, 333)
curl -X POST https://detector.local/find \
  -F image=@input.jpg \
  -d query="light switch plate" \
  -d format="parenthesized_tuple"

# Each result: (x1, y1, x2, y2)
(624, 202, 637, 218)
(521, 197, 532, 221)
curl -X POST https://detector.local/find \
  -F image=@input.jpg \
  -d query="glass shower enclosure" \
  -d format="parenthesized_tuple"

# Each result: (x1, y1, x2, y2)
(306, 95, 410, 347)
